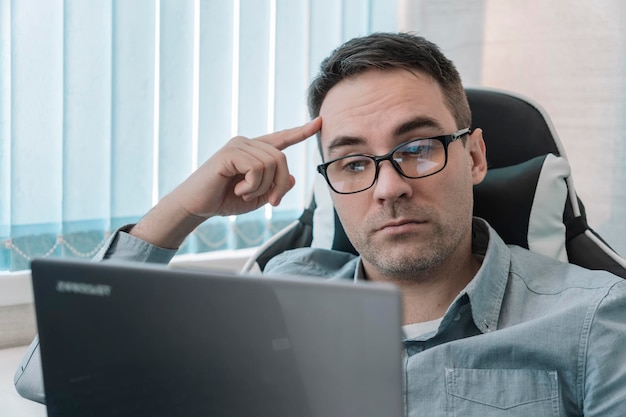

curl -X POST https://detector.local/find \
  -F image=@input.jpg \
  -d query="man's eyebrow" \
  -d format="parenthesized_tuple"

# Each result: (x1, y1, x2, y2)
(326, 136, 367, 157)
(394, 117, 443, 137)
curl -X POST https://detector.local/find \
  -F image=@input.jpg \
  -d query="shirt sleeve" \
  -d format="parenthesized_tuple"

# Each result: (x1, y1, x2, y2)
(265, 247, 359, 280)
(583, 279, 626, 415)
(13, 334, 45, 404)
(95, 224, 178, 263)
(14, 224, 177, 404)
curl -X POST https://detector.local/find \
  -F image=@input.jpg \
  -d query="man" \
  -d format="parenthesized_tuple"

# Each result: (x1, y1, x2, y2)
(16, 32, 626, 415)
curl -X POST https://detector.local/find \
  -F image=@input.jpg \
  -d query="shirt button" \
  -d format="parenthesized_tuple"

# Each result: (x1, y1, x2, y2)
(483, 320, 491, 332)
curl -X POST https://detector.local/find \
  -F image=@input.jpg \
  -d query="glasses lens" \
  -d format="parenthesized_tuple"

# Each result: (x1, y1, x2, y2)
(325, 155, 376, 193)
(393, 138, 445, 178)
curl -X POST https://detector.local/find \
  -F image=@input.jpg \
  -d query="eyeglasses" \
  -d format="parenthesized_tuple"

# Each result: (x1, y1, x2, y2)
(317, 128, 471, 194)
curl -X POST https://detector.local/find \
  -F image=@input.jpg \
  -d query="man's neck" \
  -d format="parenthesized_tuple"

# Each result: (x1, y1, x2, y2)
(365, 253, 482, 325)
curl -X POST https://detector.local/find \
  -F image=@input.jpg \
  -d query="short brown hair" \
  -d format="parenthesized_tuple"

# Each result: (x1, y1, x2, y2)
(307, 32, 471, 131)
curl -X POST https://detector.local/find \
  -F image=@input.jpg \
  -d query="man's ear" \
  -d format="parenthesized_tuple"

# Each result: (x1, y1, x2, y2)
(468, 128, 487, 185)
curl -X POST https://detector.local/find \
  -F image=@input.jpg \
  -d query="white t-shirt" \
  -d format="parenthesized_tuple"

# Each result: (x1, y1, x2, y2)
(402, 317, 443, 339)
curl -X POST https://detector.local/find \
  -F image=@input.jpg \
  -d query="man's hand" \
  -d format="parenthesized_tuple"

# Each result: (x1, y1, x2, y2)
(130, 117, 322, 249)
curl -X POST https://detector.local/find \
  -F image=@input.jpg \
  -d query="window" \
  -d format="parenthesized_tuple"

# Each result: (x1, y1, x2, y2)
(0, 0, 398, 271)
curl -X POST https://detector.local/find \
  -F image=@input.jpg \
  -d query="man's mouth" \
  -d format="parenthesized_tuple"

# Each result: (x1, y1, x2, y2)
(376, 219, 426, 234)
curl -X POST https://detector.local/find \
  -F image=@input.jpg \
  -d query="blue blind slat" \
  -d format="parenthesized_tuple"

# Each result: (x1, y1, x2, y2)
(342, 0, 370, 39)
(238, 1, 271, 137)
(110, 0, 156, 226)
(370, 0, 398, 32)
(158, 0, 195, 197)
(0, 0, 11, 238)
(11, 0, 64, 230)
(308, 0, 342, 81)
(63, 0, 113, 226)
(197, 0, 234, 162)
(274, 0, 309, 212)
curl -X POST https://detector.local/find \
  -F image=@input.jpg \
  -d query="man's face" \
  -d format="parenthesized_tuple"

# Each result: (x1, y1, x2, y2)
(318, 69, 486, 281)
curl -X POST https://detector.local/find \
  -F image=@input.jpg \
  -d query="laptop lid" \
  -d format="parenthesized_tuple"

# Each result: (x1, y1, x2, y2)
(31, 258, 404, 417)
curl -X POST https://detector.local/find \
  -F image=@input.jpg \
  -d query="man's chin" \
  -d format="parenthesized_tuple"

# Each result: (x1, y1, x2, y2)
(362, 247, 441, 276)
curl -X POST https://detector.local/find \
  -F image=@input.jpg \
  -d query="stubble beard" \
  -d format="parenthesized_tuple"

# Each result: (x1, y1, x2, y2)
(347, 206, 471, 283)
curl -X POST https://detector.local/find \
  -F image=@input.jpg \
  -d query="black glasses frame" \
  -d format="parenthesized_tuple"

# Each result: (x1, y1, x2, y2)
(317, 128, 472, 194)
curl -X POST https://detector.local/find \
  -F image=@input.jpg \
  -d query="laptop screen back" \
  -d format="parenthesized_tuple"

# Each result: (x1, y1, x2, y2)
(31, 258, 404, 417)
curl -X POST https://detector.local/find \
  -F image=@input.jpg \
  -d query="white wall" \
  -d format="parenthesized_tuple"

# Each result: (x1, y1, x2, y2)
(399, 0, 626, 255)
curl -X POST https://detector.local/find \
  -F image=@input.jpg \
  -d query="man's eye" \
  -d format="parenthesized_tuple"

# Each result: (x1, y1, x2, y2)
(340, 158, 372, 173)
(400, 145, 432, 157)
(398, 139, 439, 158)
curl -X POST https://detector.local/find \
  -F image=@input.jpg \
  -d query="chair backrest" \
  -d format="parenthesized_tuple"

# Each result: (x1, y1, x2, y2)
(244, 88, 626, 279)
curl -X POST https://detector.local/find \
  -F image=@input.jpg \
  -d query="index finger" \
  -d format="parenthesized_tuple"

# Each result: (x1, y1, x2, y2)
(256, 117, 322, 151)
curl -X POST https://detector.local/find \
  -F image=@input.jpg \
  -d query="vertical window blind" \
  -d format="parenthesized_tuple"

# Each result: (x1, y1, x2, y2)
(0, 0, 398, 271)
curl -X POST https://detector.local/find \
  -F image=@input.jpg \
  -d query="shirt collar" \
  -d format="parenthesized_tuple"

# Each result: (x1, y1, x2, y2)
(354, 258, 366, 282)
(461, 217, 511, 333)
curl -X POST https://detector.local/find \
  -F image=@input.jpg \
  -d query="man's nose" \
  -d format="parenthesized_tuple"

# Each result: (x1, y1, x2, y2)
(371, 161, 413, 201)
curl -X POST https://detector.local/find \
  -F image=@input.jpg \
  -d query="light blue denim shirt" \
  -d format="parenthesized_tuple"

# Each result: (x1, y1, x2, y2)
(265, 218, 626, 416)
(15, 219, 626, 415)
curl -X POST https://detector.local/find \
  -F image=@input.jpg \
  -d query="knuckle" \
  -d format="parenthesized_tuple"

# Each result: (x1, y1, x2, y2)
(274, 150, 288, 164)
(249, 159, 265, 171)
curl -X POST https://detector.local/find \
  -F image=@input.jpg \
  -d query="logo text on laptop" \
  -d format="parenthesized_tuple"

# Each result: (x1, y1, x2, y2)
(56, 281, 112, 297)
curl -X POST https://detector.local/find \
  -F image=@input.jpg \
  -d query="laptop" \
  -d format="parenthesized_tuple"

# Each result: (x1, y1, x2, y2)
(31, 258, 404, 417)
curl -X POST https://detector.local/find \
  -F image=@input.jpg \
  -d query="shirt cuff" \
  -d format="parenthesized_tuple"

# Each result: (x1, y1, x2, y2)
(94, 224, 177, 264)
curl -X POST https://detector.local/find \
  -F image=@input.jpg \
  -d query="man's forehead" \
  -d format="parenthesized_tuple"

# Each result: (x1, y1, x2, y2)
(318, 69, 453, 151)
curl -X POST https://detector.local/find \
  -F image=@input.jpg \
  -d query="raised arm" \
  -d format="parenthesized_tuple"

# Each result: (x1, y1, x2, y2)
(130, 117, 322, 249)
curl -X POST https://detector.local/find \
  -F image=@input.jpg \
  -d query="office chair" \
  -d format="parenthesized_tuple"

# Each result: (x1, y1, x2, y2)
(243, 87, 626, 279)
